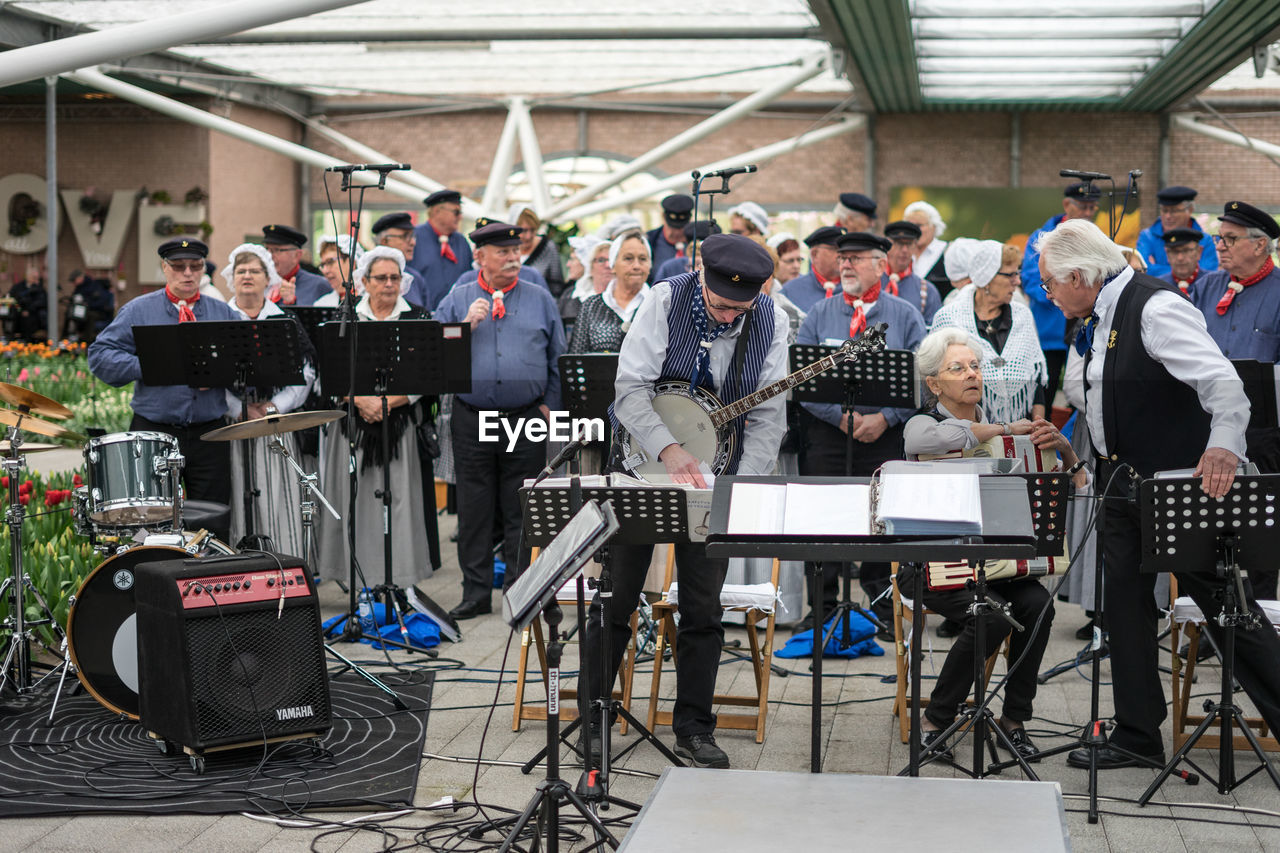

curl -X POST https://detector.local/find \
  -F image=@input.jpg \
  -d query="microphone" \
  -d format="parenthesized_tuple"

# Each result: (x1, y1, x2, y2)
(323, 163, 411, 173)
(1059, 169, 1112, 181)
(695, 165, 759, 180)
(538, 439, 589, 480)
(1129, 169, 1143, 178)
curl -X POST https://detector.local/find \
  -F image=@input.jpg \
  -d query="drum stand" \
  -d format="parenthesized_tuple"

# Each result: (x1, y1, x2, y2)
(0, 428, 67, 706)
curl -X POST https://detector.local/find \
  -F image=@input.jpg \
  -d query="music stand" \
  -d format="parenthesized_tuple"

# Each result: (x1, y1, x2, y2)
(1137, 475, 1280, 802)
(1233, 359, 1279, 432)
(559, 354, 618, 454)
(790, 343, 918, 729)
(284, 306, 341, 355)
(135, 319, 304, 545)
(519, 482, 692, 796)
(319, 320, 470, 648)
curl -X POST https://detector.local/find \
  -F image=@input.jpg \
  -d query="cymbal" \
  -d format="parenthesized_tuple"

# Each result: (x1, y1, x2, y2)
(0, 382, 73, 420)
(200, 409, 345, 442)
(0, 409, 84, 442)
(0, 441, 61, 454)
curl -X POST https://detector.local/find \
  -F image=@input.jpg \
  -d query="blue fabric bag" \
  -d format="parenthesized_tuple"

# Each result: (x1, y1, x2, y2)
(775, 612, 883, 659)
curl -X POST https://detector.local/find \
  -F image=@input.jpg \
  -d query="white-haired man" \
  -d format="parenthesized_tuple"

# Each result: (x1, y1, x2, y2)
(1035, 218, 1280, 769)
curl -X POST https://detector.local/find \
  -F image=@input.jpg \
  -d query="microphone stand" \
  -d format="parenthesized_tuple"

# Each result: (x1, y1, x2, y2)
(687, 165, 756, 263)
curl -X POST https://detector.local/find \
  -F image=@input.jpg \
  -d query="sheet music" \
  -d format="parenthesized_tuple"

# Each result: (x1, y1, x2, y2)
(782, 484, 871, 536)
(876, 460, 981, 535)
(727, 483, 787, 535)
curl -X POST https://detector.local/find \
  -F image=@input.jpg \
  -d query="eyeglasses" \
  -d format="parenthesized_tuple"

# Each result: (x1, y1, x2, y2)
(384, 231, 415, 243)
(703, 288, 756, 315)
(319, 257, 342, 269)
(1213, 233, 1256, 248)
(1041, 272, 1069, 293)
(941, 361, 982, 376)
(368, 274, 402, 284)
(838, 254, 881, 266)
(592, 257, 612, 265)
(165, 261, 204, 274)
(993, 270, 1020, 280)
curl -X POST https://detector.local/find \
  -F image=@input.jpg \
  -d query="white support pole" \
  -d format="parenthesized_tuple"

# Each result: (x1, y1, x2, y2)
(65, 67, 428, 205)
(480, 101, 522, 218)
(302, 118, 484, 217)
(514, 97, 552, 218)
(0, 0, 363, 89)
(1171, 113, 1280, 160)
(546, 53, 829, 218)
(551, 117, 865, 224)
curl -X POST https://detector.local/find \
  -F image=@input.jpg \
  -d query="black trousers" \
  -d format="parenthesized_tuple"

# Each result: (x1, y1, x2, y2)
(585, 541, 728, 737)
(1042, 349, 1067, 410)
(450, 401, 543, 604)
(900, 567, 1053, 728)
(1099, 462, 1280, 755)
(799, 410, 903, 610)
(130, 413, 230, 542)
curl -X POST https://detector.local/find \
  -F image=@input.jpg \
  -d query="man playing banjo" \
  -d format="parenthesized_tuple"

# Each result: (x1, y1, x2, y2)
(586, 233, 788, 768)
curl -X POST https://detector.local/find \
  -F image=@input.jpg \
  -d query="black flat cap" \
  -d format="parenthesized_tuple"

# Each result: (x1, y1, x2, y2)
(1064, 183, 1101, 203)
(1157, 186, 1197, 205)
(683, 219, 721, 241)
(839, 192, 876, 216)
(884, 220, 922, 242)
(836, 232, 891, 254)
(470, 221, 523, 248)
(158, 237, 208, 260)
(661, 194, 695, 224)
(262, 224, 307, 247)
(804, 225, 846, 248)
(424, 189, 462, 207)
(700, 233, 773, 302)
(1162, 227, 1203, 248)
(1219, 201, 1280, 239)
(372, 212, 414, 235)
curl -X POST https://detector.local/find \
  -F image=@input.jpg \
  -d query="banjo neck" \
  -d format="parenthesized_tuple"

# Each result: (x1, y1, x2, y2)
(708, 349, 848, 428)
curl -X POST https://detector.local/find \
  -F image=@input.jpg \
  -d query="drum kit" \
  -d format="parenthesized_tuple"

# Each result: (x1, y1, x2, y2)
(0, 383, 345, 722)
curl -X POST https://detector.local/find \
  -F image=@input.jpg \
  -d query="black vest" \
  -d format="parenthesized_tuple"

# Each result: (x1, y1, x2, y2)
(1097, 272, 1210, 477)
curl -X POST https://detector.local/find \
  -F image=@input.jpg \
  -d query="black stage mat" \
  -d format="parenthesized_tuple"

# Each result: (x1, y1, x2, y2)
(0, 669, 432, 817)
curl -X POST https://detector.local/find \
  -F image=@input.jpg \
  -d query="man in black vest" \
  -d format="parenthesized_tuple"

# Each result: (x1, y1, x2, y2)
(1035, 218, 1280, 769)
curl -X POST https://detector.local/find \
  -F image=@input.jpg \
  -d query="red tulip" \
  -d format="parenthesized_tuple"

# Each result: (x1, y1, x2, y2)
(72, 474, 83, 487)
(19, 493, 30, 505)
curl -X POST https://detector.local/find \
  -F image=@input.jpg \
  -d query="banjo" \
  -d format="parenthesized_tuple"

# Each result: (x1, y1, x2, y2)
(616, 323, 888, 481)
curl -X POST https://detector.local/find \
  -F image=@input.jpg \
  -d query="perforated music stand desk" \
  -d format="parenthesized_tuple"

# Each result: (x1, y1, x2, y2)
(318, 320, 470, 397)
(521, 483, 691, 548)
(706, 474, 1036, 775)
(135, 319, 304, 390)
(559, 353, 619, 448)
(285, 306, 340, 355)
(789, 344, 918, 411)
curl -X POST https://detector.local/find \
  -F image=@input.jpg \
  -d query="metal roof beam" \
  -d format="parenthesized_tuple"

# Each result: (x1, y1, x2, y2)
(1171, 112, 1280, 159)
(911, 0, 1210, 16)
(915, 38, 1172, 56)
(913, 17, 1197, 39)
(202, 26, 822, 44)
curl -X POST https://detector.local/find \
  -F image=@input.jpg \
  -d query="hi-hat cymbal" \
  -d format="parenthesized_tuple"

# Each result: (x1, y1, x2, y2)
(0, 382, 73, 420)
(0, 441, 61, 454)
(200, 409, 345, 442)
(0, 409, 84, 442)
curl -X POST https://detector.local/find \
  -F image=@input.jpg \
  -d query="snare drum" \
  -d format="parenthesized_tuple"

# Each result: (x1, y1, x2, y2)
(83, 432, 180, 527)
(67, 532, 234, 719)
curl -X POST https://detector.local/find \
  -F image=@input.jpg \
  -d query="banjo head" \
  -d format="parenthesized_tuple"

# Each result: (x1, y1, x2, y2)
(623, 382, 734, 482)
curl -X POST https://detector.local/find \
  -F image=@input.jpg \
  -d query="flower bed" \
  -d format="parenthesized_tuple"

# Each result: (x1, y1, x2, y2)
(0, 341, 134, 440)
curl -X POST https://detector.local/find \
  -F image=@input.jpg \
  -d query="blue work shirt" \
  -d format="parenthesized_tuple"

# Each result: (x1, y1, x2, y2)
(292, 268, 331, 307)
(645, 226, 683, 283)
(453, 265, 548, 291)
(654, 256, 691, 281)
(434, 279, 566, 411)
(1191, 266, 1280, 362)
(781, 270, 839, 314)
(408, 224, 473, 312)
(88, 289, 241, 425)
(1021, 213, 1068, 352)
(882, 271, 941, 325)
(795, 291, 925, 427)
(1156, 270, 1199, 300)
(1135, 219, 1219, 280)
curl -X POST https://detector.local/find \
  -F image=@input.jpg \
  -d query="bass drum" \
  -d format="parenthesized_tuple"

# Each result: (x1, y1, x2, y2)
(67, 533, 234, 719)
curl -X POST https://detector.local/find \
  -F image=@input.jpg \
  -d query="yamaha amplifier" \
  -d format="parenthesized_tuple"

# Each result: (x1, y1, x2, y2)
(134, 552, 332, 752)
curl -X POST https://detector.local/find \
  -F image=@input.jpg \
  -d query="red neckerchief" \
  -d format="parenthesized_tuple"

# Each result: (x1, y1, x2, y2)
(477, 272, 518, 318)
(816, 269, 839, 298)
(843, 282, 881, 338)
(1175, 268, 1199, 296)
(268, 263, 300, 304)
(675, 241, 686, 258)
(164, 286, 199, 322)
(1217, 257, 1274, 315)
(432, 225, 457, 263)
(882, 260, 911, 297)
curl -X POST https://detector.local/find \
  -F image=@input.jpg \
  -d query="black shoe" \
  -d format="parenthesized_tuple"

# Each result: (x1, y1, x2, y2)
(1179, 638, 1217, 663)
(791, 613, 816, 634)
(674, 733, 729, 769)
(580, 720, 603, 761)
(1067, 745, 1164, 770)
(921, 728, 954, 762)
(936, 618, 962, 639)
(448, 599, 492, 620)
(1075, 621, 1095, 641)
(997, 726, 1040, 761)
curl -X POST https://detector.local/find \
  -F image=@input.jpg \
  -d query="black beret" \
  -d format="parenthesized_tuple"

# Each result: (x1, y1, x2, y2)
(424, 189, 462, 207)
(470, 221, 522, 248)
(1219, 200, 1280, 239)
(1064, 182, 1101, 203)
(836, 232, 891, 254)
(683, 219, 721, 241)
(838, 192, 876, 216)
(1157, 185, 1197, 205)
(803, 225, 846, 248)
(261, 224, 307, 247)
(1161, 227, 1203, 248)
(699, 233, 773, 302)
(157, 237, 208, 261)
(661, 194, 695, 223)
(883, 220, 922, 242)
(372, 212, 414, 235)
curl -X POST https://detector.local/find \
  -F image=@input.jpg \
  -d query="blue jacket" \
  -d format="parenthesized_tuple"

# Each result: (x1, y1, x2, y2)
(1020, 214, 1067, 352)
(1135, 219, 1218, 280)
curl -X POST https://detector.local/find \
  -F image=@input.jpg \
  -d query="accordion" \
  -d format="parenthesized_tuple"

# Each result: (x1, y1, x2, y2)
(918, 435, 1068, 591)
